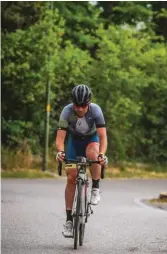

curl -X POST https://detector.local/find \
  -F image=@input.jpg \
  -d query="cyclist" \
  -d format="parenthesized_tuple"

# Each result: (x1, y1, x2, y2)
(56, 84, 108, 237)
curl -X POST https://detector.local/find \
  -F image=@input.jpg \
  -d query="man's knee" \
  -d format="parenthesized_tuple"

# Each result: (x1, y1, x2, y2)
(86, 142, 99, 160)
(66, 168, 77, 185)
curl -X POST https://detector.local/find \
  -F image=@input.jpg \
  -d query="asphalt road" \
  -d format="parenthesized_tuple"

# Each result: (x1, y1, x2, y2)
(1, 179, 167, 254)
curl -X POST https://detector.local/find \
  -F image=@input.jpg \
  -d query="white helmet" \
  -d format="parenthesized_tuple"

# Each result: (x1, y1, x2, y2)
(71, 84, 92, 105)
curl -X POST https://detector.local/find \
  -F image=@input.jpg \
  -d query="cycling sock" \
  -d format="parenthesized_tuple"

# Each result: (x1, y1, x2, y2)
(66, 210, 72, 222)
(92, 179, 100, 189)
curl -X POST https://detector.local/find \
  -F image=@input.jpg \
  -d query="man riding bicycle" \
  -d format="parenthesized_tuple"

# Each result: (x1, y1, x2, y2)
(56, 84, 108, 237)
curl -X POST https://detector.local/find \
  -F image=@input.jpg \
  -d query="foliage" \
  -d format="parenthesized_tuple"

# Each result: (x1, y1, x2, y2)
(1, 145, 33, 170)
(1, 1, 45, 32)
(97, 1, 153, 25)
(90, 25, 167, 162)
(2, 9, 63, 116)
(97, 1, 167, 40)
(2, 7, 92, 150)
(1, 1, 167, 167)
(54, 1, 101, 50)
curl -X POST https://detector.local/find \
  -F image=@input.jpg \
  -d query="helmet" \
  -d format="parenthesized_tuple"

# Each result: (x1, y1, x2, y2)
(71, 84, 92, 105)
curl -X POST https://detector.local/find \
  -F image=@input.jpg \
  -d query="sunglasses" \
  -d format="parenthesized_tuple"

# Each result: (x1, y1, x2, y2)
(74, 103, 88, 108)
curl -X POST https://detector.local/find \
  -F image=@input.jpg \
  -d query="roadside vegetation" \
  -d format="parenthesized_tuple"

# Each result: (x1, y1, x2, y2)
(1, 2, 167, 177)
(1, 145, 167, 179)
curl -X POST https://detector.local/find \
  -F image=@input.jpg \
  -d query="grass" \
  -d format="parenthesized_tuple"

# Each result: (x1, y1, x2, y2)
(1, 146, 167, 179)
(142, 197, 167, 211)
(2, 165, 167, 179)
(1, 169, 56, 179)
(104, 166, 167, 179)
(149, 198, 167, 203)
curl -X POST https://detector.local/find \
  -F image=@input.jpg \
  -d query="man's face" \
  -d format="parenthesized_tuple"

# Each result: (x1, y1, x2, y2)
(73, 104, 89, 117)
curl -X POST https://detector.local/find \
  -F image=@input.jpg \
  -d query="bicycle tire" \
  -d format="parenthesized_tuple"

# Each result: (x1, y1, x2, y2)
(74, 179, 82, 250)
(79, 223, 85, 246)
(85, 201, 90, 223)
(79, 183, 87, 246)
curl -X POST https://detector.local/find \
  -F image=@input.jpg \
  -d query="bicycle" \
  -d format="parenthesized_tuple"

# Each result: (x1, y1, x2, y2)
(58, 157, 105, 249)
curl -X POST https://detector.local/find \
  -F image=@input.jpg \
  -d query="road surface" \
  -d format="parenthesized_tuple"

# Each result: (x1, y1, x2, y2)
(1, 179, 167, 254)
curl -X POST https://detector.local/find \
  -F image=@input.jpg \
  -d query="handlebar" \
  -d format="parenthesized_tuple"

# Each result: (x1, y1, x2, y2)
(57, 156, 105, 179)
(58, 162, 63, 176)
(65, 158, 100, 165)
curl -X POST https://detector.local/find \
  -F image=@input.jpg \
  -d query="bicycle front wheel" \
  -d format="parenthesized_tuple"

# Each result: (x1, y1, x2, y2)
(79, 182, 87, 246)
(74, 179, 82, 250)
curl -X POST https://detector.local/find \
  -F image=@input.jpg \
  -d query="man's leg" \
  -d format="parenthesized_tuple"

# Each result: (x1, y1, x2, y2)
(65, 167, 77, 219)
(63, 136, 77, 237)
(86, 142, 101, 205)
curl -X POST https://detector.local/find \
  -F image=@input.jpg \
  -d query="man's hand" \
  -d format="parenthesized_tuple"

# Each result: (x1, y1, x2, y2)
(56, 151, 65, 162)
(98, 153, 108, 167)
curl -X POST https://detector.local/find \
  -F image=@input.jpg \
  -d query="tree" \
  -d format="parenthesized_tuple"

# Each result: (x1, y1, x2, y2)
(90, 24, 167, 162)
(1, 8, 92, 149)
(1, 1, 45, 33)
(54, 1, 101, 51)
(97, 1, 167, 40)
(1, 10, 64, 149)
(152, 1, 167, 39)
(2, 1, 167, 163)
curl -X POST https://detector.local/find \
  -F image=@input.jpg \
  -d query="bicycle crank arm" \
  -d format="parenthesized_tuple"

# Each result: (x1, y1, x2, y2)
(90, 206, 93, 214)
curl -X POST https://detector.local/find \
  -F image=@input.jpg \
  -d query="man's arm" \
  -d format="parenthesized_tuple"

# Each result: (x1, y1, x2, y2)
(97, 127, 107, 154)
(56, 130, 67, 152)
(93, 104, 107, 154)
(56, 105, 70, 152)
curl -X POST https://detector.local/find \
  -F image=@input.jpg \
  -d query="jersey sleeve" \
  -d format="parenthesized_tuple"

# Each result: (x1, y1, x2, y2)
(57, 106, 70, 131)
(94, 104, 106, 128)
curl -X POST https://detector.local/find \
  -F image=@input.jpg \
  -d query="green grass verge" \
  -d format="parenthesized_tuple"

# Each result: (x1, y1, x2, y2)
(142, 198, 167, 211)
(1, 170, 56, 179)
(149, 197, 167, 204)
(105, 171, 167, 179)
(2, 170, 167, 179)
(1, 164, 167, 179)
(104, 165, 167, 179)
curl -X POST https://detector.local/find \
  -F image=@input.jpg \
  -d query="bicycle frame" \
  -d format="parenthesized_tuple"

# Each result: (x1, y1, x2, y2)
(61, 157, 100, 249)
(71, 162, 89, 225)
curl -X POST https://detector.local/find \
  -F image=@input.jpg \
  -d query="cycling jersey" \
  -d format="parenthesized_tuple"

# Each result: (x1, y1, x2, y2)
(58, 103, 105, 137)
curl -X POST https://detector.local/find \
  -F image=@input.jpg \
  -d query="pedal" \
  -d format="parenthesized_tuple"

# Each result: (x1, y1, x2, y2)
(90, 206, 93, 214)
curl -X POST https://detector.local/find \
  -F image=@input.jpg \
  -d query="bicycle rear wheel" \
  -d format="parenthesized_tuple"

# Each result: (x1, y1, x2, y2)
(74, 179, 82, 250)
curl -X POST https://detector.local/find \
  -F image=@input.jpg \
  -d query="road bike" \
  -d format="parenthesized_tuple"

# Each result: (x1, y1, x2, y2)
(58, 157, 105, 249)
